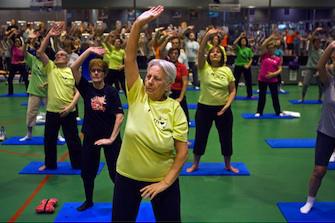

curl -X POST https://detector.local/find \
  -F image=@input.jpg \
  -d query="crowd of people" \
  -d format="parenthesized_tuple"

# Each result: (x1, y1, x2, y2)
(0, 5, 335, 220)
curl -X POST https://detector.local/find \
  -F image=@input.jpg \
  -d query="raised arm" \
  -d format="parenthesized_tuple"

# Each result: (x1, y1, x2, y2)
(233, 32, 245, 46)
(317, 41, 335, 84)
(198, 28, 217, 69)
(125, 5, 164, 90)
(37, 23, 63, 66)
(70, 47, 105, 84)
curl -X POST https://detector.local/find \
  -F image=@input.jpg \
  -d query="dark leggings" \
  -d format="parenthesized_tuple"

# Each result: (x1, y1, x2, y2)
(112, 173, 181, 222)
(8, 63, 29, 94)
(81, 135, 121, 203)
(44, 111, 82, 169)
(256, 81, 281, 115)
(170, 89, 190, 123)
(193, 103, 233, 156)
(234, 65, 252, 97)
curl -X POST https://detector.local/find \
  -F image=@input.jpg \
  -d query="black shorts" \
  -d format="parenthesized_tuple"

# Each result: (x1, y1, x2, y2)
(315, 131, 335, 166)
(287, 43, 294, 50)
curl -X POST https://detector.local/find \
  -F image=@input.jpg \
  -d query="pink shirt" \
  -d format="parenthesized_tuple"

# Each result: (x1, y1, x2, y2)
(11, 46, 24, 64)
(258, 53, 281, 83)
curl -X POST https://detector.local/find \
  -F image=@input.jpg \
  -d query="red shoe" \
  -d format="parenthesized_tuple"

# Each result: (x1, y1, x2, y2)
(35, 199, 49, 213)
(45, 198, 58, 213)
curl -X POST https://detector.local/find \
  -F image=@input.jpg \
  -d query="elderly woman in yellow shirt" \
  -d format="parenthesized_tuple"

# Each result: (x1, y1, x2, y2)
(111, 6, 188, 222)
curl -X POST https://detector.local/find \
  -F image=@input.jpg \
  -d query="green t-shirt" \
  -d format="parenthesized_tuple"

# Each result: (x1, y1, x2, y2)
(117, 77, 188, 182)
(103, 43, 125, 70)
(199, 62, 235, 106)
(25, 53, 48, 97)
(234, 45, 253, 66)
(43, 60, 76, 112)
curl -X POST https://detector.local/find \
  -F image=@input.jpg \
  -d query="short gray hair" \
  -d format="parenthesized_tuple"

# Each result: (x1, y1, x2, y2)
(147, 59, 176, 84)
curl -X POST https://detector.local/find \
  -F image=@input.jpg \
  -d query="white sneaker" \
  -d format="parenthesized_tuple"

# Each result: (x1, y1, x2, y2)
(238, 82, 245, 86)
(194, 86, 200, 90)
(58, 135, 65, 142)
(256, 89, 260, 93)
(254, 113, 261, 117)
(0, 126, 6, 141)
(19, 135, 32, 141)
(279, 113, 285, 117)
(330, 152, 335, 162)
(279, 88, 286, 93)
(298, 81, 303, 87)
(76, 117, 81, 121)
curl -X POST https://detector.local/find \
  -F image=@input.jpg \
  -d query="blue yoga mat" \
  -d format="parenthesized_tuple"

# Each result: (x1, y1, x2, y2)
(54, 202, 155, 222)
(265, 138, 315, 148)
(122, 104, 128, 109)
(187, 87, 200, 91)
(277, 202, 335, 222)
(1, 136, 65, 145)
(253, 90, 288, 95)
(188, 104, 197, 109)
(329, 162, 335, 170)
(0, 93, 28, 97)
(180, 162, 250, 176)
(189, 120, 196, 128)
(19, 161, 104, 175)
(36, 119, 83, 126)
(235, 96, 258, 101)
(242, 113, 297, 119)
(20, 101, 45, 107)
(289, 100, 322, 105)
(188, 139, 194, 149)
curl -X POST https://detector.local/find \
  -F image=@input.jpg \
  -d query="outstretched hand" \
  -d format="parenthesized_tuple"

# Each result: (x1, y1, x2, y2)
(135, 5, 164, 26)
(49, 23, 64, 37)
(94, 138, 114, 146)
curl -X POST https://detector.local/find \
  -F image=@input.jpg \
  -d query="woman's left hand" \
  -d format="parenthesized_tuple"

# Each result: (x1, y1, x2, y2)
(94, 138, 114, 146)
(140, 181, 169, 200)
(217, 106, 227, 116)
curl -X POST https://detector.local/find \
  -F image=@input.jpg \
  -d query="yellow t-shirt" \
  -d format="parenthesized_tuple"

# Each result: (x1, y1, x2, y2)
(198, 62, 235, 106)
(43, 60, 76, 112)
(117, 77, 188, 182)
(102, 43, 125, 70)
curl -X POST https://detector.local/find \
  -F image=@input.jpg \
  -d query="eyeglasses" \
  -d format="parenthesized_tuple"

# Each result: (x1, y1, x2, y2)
(90, 68, 104, 73)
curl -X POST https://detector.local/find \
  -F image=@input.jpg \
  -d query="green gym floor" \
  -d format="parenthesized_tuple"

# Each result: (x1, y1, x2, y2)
(0, 82, 334, 222)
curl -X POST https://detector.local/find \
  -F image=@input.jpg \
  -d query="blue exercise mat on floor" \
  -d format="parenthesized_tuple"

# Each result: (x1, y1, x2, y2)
(122, 104, 128, 109)
(253, 90, 288, 95)
(187, 87, 200, 91)
(289, 100, 322, 105)
(265, 138, 315, 148)
(277, 202, 335, 222)
(0, 93, 28, 97)
(36, 119, 83, 126)
(54, 202, 155, 222)
(189, 120, 196, 128)
(180, 162, 250, 176)
(1, 136, 65, 145)
(19, 161, 104, 175)
(329, 162, 335, 170)
(188, 104, 197, 109)
(188, 139, 194, 149)
(241, 113, 297, 119)
(235, 96, 258, 100)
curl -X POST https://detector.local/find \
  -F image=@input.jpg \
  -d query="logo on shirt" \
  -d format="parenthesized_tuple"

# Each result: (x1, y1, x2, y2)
(91, 96, 106, 112)
(154, 116, 167, 130)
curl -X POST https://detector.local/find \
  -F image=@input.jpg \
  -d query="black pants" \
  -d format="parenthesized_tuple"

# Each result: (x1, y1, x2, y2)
(106, 69, 126, 93)
(188, 61, 199, 87)
(112, 173, 181, 222)
(234, 65, 253, 97)
(8, 63, 29, 94)
(81, 135, 121, 203)
(170, 89, 190, 123)
(193, 103, 233, 156)
(44, 111, 82, 169)
(256, 81, 281, 115)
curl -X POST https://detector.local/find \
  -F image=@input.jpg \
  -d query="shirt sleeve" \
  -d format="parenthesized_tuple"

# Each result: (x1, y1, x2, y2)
(126, 76, 145, 106)
(76, 76, 88, 98)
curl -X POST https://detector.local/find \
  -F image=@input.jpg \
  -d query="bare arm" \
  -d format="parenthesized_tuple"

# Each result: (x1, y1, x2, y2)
(317, 41, 335, 84)
(217, 81, 236, 116)
(198, 28, 217, 69)
(70, 47, 105, 84)
(125, 6, 164, 90)
(37, 23, 63, 66)
(94, 113, 124, 146)
(176, 75, 188, 102)
(59, 89, 80, 117)
(140, 139, 188, 199)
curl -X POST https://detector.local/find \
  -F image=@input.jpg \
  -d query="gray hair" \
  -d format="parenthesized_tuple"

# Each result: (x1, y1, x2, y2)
(147, 59, 176, 84)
